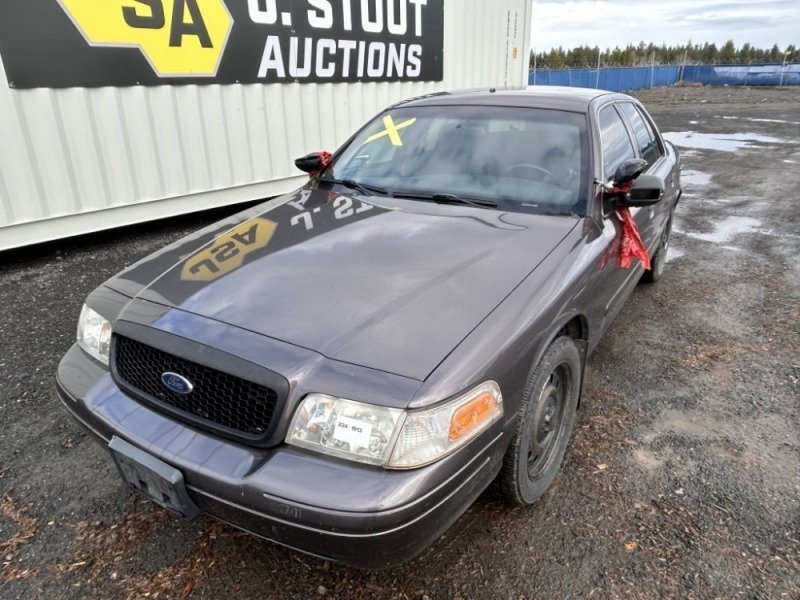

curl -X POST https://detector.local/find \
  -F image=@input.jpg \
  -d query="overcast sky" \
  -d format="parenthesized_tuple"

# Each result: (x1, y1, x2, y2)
(530, 0, 799, 53)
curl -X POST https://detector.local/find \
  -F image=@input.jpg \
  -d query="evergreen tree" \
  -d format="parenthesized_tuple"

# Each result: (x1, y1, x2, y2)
(701, 42, 719, 63)
(740, 43, 752, 64)
(720, 40, 737, 64)
(528, 41, 793, 69)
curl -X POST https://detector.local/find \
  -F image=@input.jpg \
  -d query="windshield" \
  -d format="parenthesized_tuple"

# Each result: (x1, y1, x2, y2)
(327, 104, 590, 215)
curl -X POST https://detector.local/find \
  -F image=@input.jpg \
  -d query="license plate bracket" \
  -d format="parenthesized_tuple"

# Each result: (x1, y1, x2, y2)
(109, 436, 200, 520)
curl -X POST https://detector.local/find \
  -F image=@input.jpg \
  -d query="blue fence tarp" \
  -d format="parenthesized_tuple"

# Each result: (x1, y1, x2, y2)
(528, 64, 800, 91)
(682, 64, 800, 86)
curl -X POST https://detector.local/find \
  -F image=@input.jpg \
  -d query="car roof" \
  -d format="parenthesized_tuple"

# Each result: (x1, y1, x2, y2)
(396, 86, 625, 113)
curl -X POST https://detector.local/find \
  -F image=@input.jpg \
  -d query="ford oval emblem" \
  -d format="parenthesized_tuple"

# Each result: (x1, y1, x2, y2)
(161, 372, 193, 395)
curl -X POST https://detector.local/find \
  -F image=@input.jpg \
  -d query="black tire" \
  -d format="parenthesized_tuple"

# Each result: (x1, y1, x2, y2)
(499, 336, 581, 505)
(641, 214, 673, 283)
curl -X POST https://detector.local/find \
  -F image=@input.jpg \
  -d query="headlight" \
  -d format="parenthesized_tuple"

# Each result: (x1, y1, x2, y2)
(286, 381, 502, 469)
(77, 304, 112, 365)
(286, 395, 404, 466)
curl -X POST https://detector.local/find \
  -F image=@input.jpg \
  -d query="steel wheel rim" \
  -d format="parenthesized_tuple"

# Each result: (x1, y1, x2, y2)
(527, 364, 569, 479)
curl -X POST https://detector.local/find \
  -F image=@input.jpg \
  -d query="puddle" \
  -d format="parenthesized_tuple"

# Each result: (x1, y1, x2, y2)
(719, 115, 800, 126)
(663, 131, 784, 152)
(666, 246, 685, 262)
(676, 216, 767, 244)
(681, 170, 712, 186)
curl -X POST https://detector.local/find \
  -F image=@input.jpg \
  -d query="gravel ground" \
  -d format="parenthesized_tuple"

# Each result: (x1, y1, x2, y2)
(1, 85, 798, 600)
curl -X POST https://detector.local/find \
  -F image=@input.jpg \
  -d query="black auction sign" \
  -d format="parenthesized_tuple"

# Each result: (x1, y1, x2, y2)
(0, 0, 444, 88)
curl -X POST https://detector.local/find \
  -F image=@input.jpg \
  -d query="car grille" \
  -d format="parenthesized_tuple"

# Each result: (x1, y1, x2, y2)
(113, 335, 279, 443)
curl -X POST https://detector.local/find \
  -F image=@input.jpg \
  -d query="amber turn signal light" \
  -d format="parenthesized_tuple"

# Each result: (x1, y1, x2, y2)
(449, 392, 499, 441)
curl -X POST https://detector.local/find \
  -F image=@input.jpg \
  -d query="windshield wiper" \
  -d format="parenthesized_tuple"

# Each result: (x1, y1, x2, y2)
(319, 177, 387, 196)
(393, 191, 497, 209)
(431, 193, 497, 209)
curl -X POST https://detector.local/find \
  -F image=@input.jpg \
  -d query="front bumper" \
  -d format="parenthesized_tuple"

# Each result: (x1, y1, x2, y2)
(56, 344, 505, 569)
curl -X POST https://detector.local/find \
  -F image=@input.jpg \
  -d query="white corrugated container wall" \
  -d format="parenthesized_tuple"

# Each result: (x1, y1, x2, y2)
(0, 0, 532, 251)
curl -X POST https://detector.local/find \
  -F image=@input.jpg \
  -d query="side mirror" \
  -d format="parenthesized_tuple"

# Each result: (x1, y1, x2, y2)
(620, 174, 665, 206)
(612, 158, 648, 187)
(295, 152, 331, 175)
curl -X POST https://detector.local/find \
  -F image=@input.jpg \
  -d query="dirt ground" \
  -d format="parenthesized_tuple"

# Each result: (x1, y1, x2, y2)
(1, 85, 798, 600)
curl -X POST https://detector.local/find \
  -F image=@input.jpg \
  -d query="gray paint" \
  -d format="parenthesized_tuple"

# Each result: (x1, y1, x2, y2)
(57, 88, 681, 568)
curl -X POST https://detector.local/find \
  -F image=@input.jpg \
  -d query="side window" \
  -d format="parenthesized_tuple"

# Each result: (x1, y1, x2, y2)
(599, 106, 636, 180)
(635, 105, 664, 162)
(619, 102, 662, 166)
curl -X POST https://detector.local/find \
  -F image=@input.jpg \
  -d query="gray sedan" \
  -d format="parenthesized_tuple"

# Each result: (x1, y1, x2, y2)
(56, 87, 681, 568)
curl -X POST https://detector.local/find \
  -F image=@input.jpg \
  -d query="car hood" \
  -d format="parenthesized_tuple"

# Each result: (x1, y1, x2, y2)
(110, 186, 578, 381)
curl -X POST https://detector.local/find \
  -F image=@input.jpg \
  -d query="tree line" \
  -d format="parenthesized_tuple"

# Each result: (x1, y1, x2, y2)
(531, 41, 797, 69)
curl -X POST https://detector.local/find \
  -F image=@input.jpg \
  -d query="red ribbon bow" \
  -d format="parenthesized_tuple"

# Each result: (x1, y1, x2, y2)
(308, 152, 332, 178)
(609, 181, 651, 271)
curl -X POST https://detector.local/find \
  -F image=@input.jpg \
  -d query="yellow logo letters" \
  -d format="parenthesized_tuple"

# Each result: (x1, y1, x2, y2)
(58, 0, 232, 76)
(182, 218, 277, 282)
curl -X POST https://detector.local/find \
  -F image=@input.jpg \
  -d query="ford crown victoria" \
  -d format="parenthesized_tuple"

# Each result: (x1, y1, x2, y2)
(56, 87, 681, 568)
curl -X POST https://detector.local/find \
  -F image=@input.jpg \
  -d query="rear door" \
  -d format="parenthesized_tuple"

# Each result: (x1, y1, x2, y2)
(616, 101, 675, 250)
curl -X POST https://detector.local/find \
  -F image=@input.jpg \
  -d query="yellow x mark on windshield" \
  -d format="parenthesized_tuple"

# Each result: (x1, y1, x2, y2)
(365, 116, 417, 147)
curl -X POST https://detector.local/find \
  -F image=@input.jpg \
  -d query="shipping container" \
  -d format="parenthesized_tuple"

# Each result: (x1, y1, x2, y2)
(0, 0, 532, 251)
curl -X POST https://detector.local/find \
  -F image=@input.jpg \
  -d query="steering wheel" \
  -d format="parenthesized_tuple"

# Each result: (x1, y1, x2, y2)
(503, 164, 563, 187)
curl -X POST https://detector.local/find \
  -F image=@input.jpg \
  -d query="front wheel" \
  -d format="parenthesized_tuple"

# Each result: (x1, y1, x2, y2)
(499, 336, 582, 505)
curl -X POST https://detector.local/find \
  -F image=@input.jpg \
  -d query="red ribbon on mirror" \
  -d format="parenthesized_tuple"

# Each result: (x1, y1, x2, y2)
(616, 207, 651, 270)
(308, 152, 332, 178)
(608, 181, 651, 271)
